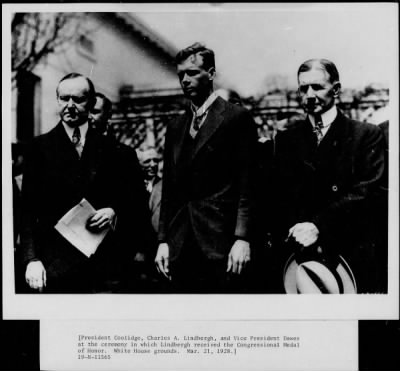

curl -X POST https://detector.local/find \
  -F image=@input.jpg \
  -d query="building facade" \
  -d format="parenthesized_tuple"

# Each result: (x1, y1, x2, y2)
(11, 12, 181, 144)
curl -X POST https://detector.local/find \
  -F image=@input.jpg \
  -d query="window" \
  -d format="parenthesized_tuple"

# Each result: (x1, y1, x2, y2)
(16, 71, 41, 141)
(76, 34, 96, 61)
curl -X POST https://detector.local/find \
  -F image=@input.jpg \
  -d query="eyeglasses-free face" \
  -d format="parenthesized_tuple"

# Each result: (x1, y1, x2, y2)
(57, 77, 92, 128)
(298, 68, 340, 115)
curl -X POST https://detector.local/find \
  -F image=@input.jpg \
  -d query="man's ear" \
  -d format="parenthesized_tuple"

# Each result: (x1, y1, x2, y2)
(333, 82, 341, 98)
(208, 67, 216, 81)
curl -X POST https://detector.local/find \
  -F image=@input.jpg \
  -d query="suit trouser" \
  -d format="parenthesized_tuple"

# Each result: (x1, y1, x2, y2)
(168, 232, 249, 294)
(44, 259, 96, 294)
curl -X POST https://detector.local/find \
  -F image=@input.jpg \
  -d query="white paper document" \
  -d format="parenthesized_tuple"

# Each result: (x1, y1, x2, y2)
(40, 320, 358, 371)
(55, 199, 109, 258)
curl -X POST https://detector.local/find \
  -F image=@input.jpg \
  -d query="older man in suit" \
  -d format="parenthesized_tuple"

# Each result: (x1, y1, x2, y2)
(136, 147, 162, 233)
(269, 59, 385, 293)
(155, 43, 258, 293)
(21, 73, 148, 293)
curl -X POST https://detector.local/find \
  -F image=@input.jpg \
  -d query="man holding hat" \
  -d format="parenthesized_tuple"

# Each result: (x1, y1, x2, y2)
(270, 59, 386, 293)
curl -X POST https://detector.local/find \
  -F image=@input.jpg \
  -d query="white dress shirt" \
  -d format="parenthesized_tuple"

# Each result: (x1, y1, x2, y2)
(62, 121, 89, 147)
(308, 105, 338, 140)
(189, 91, 219, 138)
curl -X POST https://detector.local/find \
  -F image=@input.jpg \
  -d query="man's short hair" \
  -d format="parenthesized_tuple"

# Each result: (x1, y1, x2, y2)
(56, 72, 96, 108)
(297, 59, 340, 84)
(175, 42, 215, 70)
(95, 92, 112, 116)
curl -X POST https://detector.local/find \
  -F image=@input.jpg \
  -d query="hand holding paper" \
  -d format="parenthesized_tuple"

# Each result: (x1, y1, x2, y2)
(55, 199, 112, 258)
(87, 208, 116, 232)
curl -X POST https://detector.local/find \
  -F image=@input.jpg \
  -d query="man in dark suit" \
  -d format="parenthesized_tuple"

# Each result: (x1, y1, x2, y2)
(155, 43, 258, 293)
(136, 147, 162, 233)
(20, 73, 148, 293)
(269, 59, 385, 293)
(89, 91, 156, 292)
(89, 92, 113, 136)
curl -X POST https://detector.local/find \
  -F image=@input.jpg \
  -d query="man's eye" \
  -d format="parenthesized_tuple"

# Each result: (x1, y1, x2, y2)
(73, 96, 87, 103)
(311, 84, 324, 91)
(299, 84, 324, 93)
(59, 95, 87, 103)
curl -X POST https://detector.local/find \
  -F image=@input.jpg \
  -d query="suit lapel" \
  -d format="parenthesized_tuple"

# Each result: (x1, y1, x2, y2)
(51, 122, 81, 163)
(285, 119, 317, 167)
(173, 112, 192, 165)
(49, 123, 105, 186)
(81, 127, 102, 163)
(191, 97, 225, 161)
(80, 127, 108, 186)
(316, 111, 347, 165)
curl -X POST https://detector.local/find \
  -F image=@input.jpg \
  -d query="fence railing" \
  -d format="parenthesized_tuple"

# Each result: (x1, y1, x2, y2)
(109, 98, 389, 153)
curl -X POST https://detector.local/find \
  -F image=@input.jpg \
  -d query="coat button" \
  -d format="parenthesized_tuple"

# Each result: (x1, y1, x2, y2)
(332, 185, 338, 192)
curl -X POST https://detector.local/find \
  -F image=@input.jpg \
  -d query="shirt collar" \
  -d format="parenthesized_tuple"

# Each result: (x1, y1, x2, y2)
(62, 121, 89, 142)
(308, 105, 337, 128)
(190, 91, 219, 118)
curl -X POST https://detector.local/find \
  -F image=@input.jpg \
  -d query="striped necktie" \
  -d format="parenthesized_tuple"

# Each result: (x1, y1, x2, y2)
(193, 113, 203, 131)
(313, 114, 324, 144)
(190, 112, 206, 138)
(72, 127, 83, 156)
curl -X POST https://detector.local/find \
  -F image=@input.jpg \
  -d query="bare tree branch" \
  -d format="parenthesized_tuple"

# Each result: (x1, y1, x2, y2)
(12, 12, 88, 84)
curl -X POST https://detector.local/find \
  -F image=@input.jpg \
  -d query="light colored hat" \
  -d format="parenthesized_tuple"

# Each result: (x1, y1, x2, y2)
(283, 253, 357, 294)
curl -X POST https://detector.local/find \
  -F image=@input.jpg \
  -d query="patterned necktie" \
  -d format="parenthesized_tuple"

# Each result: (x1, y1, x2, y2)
(72, 127, 82, 156)
(190, 112, 205, 138)
(193, 113, 204, 132)
(313, 114, 324, 144)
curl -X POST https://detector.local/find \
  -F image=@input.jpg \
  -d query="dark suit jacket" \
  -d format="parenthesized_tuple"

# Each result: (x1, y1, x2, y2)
(20, 122, 149, 283)
(149, 178, 162, 233)
(158, 97, 258, 262)
(271, 110, 385, 292)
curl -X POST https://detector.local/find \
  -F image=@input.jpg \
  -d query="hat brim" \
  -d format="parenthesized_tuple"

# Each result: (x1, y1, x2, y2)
(283, 254, 357, 294)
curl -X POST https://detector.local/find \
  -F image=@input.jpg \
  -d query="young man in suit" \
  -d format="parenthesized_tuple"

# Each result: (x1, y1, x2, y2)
(270, 59, 386, 293)
(20, 73, 148, 293)
(155, 43, 258, 292)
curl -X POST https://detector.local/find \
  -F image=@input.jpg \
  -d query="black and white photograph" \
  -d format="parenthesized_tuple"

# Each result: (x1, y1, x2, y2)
(2, 3, 399, 369)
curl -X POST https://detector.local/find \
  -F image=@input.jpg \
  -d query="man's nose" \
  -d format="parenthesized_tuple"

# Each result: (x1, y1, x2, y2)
(67, 98, 75, 108)
(306, 86, 316, 97)
(182, 74, 190, 85)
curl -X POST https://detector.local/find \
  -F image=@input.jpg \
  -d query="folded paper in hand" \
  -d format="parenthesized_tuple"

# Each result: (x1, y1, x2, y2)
(54, 199, 109, 258)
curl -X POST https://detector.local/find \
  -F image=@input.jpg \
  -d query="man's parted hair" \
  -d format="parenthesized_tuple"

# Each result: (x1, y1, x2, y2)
(94, 92, 112, 116)
(297, 59, 340, 84)
(56, 72, 96, 108)
(175, 42, 215, 70)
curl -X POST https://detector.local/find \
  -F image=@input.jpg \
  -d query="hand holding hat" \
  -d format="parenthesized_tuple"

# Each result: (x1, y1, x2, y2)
(288, 222, 319, 248)
(283, 252, 357, 294)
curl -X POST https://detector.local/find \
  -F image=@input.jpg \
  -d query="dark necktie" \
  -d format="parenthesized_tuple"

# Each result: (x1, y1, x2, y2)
(193, 114, 203, 132)
(72, 127, 82, 156)
(313, 115, 324, 144)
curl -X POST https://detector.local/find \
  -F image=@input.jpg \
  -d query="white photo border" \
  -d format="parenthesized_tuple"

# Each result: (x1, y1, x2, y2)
(2, 2, 399, 320)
